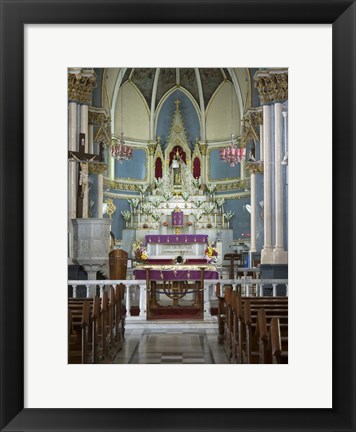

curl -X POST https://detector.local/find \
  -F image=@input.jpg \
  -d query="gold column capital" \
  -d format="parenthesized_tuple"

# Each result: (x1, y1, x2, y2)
(68, 68, 97, 105)
(199, 142, 208, 156)
(246, 161, 264, 174)
(254, 69, 288, 105)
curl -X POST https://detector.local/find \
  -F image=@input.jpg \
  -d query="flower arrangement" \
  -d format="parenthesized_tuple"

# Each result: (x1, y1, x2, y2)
(215, 198, 225, 208)
(121, 210, 131, 221)
(151, 211, 161, 222)
(132, 241, 148, 262)
(163, 191, 173, 202)
(192, 177, 201, 189)
(127, 198, 140, 210)
(192, 211, 203, 221)
(141, 202, 152, 215)
(224, 210, 234, 221)
(138, 184, 149, 194)
(205, 242, 218, 264)
(202, 202, 215, 215)
(192, 198, 203, 208)
(182, 191, 190, 201)
(206, 183, 217, 194)
(154, 177, 164, 188)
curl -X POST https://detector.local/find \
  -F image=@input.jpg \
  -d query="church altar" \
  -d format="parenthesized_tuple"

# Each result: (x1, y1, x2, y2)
(133, 263, 219, 281)
(145, 234, 208, 244)
(145, 234, 208, 259)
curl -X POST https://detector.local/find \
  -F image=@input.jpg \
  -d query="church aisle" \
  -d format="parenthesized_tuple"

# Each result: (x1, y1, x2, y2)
(113, 327, 229, 364)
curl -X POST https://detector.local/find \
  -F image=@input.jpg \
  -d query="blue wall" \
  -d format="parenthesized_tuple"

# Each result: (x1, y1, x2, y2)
(224, 197, 251, 239)
(156, 89, 200, 147)
(107, 198, 131, 240)
(209, 149, 241, 180)
(115, 148, 146, 179)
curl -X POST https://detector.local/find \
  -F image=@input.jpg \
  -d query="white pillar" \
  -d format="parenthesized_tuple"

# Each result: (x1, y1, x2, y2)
(125, 285, 131, 317)
(273, 103, 288, 264)
(97, 174, 103, 218)
(240, 159, 245, 180)
(88, 124, 94, 154)
(109, 154, 115, 180)
(68, 101, 77, 258)
(204, 282, 212, 319)
(250, 172, 257, 252)
(259, 124, 264, 161)
(80, 104, 89, 218)
(261, 104, 273, 264)
(139, 284, 147, 318)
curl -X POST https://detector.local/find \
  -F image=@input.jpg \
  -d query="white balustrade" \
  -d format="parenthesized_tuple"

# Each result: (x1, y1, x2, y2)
(68, 277, 288, 321)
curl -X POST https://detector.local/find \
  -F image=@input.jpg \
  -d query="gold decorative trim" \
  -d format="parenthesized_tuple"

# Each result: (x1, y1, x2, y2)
(215, 179, 250, 192)
(241, 108, 263, 147)
(245, 161, 264, 174)
(88, 163, 107, 175)
(199, 142, 208, 156)
(68, 69, 97, 105)
(89, 107, 110, 126)
(104, 178, 140, 191)
(254, 69, 288, 105)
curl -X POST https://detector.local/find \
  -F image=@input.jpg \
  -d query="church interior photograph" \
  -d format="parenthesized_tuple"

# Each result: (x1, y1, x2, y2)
(67, 67, 288, 365)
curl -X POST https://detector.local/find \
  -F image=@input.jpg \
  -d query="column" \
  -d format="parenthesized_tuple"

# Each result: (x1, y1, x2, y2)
(240, 159, 245, 180)
(108, 144, 115, 180)
(261, 104, 273, 264)
(259, 124, 264, 161)
(88, 123, 94, 154)
(148, 141, 157, 189)
(250, 171, 257, 252)
(273, 103, 288, 263)
(199, 142, 207, 186)
(97, 173, 104, 218)
(80, 104, 89, 218)
(68, 101, 77, 258)
(139, 284, 147, 318)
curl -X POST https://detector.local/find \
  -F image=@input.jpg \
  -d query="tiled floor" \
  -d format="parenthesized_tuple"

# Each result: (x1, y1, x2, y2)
(113, 326, 229, 364)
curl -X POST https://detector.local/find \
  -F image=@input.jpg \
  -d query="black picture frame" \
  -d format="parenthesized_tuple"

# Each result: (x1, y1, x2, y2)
(1, 1, 355, 431)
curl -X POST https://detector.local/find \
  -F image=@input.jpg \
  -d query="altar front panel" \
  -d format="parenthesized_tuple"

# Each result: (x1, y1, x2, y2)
(134, 264, 219, 281)
(145, 234, 208, 259)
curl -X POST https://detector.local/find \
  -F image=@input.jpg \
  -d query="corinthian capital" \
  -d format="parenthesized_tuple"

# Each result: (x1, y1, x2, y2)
(254, 69, 288, 105)
(68, 68, 97, 105)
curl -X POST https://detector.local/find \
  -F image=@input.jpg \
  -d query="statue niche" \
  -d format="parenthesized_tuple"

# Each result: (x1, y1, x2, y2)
(164, 99, 192, 190)
(170, 146, 186, 185)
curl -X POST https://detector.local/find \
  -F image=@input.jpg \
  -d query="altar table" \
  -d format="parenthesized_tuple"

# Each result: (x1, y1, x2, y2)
(145, 234, 208, 244)
(133, 264, 218, 281)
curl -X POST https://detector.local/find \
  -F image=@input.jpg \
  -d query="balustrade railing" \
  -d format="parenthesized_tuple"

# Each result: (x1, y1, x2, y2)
(68, 277, 288, 319)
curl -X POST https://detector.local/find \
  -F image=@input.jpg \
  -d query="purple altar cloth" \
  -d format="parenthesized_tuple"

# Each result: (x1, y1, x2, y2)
(145, 234, 208, 244)
(134, 269, 219, 281)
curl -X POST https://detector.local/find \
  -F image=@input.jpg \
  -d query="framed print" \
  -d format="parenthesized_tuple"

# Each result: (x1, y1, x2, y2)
(0, 0, 355, 431)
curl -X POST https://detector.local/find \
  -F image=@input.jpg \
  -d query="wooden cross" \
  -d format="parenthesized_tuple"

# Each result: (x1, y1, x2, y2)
(68, 133, 101, 218)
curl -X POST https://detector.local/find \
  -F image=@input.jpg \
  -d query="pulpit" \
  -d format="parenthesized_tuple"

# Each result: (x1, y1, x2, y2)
(109, 249, 128, 280)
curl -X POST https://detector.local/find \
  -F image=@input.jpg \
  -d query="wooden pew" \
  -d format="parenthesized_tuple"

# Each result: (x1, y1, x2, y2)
(68, 299, 91, 364)
(215, 283, 226, 344)
(270, 317, 288, 364)
(68, 286, 125, 364)
(227, 295, 288, 364)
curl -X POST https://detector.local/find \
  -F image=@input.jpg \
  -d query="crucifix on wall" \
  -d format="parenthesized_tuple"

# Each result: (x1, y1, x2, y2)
(68, 133, 102, 218)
